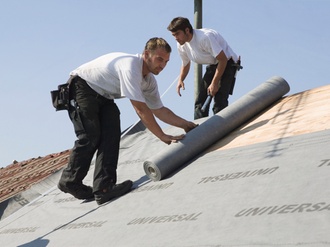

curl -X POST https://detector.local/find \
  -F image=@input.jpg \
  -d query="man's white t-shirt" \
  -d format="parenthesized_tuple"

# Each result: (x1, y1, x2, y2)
(70, 52, 163, 109)
(178, 28, 238, 66)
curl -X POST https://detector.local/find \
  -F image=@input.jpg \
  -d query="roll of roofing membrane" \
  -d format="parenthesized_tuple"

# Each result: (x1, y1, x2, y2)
(144, 76, 290, 181)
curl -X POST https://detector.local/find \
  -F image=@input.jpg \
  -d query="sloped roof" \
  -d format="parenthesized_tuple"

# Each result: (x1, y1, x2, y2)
(0, 151, 70, 201)
(0, 77, 329, 246)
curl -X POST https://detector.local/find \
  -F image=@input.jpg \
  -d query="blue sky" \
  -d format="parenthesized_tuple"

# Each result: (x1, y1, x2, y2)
(1, 0, 329, 167)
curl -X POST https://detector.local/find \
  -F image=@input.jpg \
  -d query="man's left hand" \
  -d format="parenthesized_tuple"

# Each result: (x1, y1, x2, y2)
(184, 121, 198, 133)
(208, 83, 220, 97)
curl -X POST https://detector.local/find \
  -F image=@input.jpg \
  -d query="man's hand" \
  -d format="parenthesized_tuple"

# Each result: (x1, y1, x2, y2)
(176, 80, 185, 97)
(183, 121, 198, 133)
(176, 63, 190, 97)
(208, 82, 220, 97)
(160, 134, 185, 145)
(159, 121, 197, 144)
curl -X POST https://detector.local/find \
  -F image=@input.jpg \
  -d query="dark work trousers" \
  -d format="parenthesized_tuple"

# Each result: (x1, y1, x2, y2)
(58, 76, 121, 193)
(194, 58, 236, 119)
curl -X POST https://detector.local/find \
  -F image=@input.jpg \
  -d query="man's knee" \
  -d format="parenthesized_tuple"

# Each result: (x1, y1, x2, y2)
(76, 132, 100, 150)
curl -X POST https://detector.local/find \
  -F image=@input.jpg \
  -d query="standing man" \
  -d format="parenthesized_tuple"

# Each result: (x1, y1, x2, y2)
(57, 37, 197, 205)
(167, 17, 242, 119)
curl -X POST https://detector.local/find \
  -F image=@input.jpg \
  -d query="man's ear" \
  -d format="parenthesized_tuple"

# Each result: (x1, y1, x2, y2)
(144, 50, 150, 58)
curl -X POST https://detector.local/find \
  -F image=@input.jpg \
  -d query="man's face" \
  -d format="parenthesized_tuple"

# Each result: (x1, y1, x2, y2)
(145, 48, 170, 75)
(171, 28, 190, 45)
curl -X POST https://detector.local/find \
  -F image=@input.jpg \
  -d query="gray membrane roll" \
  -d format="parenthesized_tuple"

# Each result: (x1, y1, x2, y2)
(144, 76, 290, 181)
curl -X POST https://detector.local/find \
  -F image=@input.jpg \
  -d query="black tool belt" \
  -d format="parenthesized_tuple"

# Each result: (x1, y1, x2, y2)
(50, 76, 75, 111)
(207, 58, 242, 71)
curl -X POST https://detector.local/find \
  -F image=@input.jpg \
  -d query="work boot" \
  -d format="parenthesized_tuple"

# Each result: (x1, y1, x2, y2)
(94, 180, 133, 205)
(58, 182, 94, 200)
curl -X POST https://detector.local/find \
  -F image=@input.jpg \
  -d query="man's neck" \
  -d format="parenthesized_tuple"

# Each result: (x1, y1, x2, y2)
(142, 57, 149, 78)
(187, 30, 193, 42)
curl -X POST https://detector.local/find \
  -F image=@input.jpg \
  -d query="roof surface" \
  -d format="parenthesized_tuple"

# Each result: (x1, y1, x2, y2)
(0, 77, 329, 246)
(0, 150, 70, 214)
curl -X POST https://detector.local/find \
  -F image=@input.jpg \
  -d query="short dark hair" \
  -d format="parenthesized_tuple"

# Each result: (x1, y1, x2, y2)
(167, 17, 193, 33)
(144, 37, 172, 53)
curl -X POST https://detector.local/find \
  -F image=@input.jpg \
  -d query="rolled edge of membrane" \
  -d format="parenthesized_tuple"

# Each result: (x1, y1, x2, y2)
(269, 76, 290, 94)
(143, 76, 290, 181)
(143, 161, 162, 181)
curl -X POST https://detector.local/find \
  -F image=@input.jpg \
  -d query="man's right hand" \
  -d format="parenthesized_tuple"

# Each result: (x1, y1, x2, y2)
(160, 134, 185, 145)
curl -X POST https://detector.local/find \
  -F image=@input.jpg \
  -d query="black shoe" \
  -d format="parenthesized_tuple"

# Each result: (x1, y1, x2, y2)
(95, 180, 133, 205)
(58, 182, 94, 200)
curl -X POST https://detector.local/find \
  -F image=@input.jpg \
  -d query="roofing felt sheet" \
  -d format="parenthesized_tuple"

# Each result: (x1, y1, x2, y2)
(0, 129, 329, 247)
(0, 80, 330, 247)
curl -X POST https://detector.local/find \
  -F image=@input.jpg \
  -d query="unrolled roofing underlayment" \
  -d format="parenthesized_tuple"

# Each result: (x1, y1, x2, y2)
(144, 76, 290, 181)
(1, 76, 330, 247)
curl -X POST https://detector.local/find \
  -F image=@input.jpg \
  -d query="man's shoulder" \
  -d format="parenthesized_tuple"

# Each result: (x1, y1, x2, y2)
(197, 28, 219, 36)
(108, 53, 142, 69)
(100, 52, 137, 60)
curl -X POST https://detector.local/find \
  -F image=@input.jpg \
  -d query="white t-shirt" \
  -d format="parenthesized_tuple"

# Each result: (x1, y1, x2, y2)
(70, 52, 163, 109)
(178, 28, 238, 66)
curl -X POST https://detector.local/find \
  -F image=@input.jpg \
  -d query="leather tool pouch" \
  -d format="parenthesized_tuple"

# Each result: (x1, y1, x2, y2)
(51, 83, 70, 111)
(51, 76, 76, 111)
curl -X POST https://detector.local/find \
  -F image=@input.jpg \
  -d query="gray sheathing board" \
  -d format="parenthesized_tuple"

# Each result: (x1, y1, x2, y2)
(144, 76, 290, 181)
(0, 128, 329, 246)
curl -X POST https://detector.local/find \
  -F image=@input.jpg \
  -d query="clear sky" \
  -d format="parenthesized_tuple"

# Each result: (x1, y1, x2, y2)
(1, 0, 329, 168)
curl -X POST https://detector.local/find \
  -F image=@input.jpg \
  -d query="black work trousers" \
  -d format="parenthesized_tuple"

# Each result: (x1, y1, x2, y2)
(194, 58, 236, 119)
(59, 76, 121, 193)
